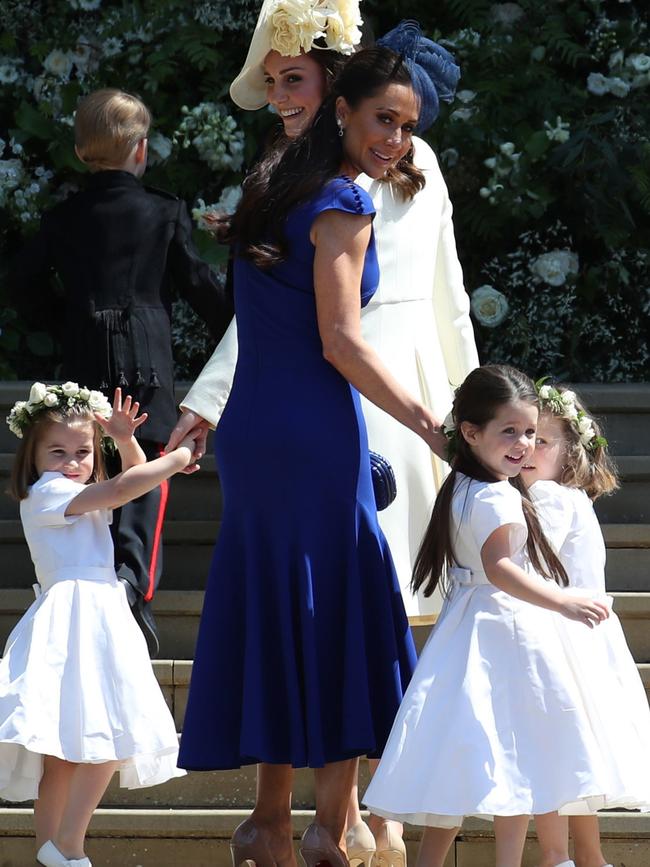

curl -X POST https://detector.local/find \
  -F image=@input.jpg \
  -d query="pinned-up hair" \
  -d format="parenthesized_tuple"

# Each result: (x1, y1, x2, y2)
(412, 365, 569, 598)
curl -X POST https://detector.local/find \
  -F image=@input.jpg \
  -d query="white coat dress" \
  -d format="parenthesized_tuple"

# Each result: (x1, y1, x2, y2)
(180, 138, 478, 615)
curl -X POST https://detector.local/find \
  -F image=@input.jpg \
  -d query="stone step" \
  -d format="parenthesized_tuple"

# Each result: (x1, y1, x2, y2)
(0, 518, 648, 593)
(0, 808, 648, 866)
(3, 589, 650, 662)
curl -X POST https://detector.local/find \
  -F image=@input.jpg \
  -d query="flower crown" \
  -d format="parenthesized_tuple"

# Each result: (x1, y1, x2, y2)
(6, 382, 112, 439)
(269, 0, 362, 57)
(534, 379, 608, 452)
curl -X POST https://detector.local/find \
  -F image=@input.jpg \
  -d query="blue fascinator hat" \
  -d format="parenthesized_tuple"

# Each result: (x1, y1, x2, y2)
(377, 20, 461, 132)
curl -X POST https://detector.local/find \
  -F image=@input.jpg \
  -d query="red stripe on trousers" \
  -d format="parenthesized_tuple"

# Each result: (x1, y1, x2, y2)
(145, 448, 169, 602)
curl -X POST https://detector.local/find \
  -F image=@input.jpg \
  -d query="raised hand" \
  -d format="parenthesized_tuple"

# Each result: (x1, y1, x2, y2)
(97, 388, 148, 445)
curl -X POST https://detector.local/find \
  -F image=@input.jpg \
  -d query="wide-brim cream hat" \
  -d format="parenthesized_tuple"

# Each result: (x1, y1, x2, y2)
(230, 0, 363, 111)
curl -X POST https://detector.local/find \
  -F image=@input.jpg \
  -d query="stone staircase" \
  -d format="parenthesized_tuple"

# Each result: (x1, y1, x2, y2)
(0, 381, 649, 866)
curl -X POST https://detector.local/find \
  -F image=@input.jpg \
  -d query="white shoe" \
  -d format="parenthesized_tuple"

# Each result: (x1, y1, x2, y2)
(552, 862, 575, 867)
(37, 840, 92, 867)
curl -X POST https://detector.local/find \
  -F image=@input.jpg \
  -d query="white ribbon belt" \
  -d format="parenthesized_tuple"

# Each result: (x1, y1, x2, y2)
(36, 566, 117, 595)
(448, 566, 491, 587)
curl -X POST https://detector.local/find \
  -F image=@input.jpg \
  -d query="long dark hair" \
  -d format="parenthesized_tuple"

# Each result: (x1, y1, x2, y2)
(412, 365, 568, 598)
(232, 46, 425, 269)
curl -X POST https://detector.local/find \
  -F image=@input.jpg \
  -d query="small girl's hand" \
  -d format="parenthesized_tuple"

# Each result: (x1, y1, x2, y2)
(97, 388, 148, 445)
(559, 595, 610, 628)
(175, 429, 203, 475)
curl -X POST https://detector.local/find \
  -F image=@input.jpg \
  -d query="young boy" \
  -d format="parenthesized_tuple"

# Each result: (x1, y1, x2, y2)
(12, 89, 234, 656)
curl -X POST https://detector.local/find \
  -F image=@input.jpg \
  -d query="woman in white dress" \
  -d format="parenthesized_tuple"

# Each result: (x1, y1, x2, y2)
(363, 365, 650, 867)
(0, 385, 199, 867)
(520, 384, 650, 867)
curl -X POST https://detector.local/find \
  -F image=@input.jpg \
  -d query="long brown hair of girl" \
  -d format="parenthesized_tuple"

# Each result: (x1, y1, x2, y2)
(412, 364, 568, 598)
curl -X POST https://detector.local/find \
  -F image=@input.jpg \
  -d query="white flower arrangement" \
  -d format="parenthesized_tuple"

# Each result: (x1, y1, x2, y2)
(6, 382, 111, 439)
(534, 379, 607, 451)
(470, 284, 509, 327)
(174, 103, 245, 172)
(269, 0, 362, 57)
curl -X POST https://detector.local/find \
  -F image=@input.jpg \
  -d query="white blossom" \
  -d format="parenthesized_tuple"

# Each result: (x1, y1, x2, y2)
(456, 89, 477, 103)
(43, 392, 59, 407)
(500, 142, 516, 156)
(608, 76, 630, 98)
(61, 381, 80, 397)
(530, 250, 579, 286)
(29, 382, 48, 404)
(628, 54, 650, 73)
(148, 132, 173, 164)
(103, 37, 123, 57)
(586, 72, 609, 96)
(544, 116, 571, 143)
(470, 285, 509, 327)
(43, 49, 73, 80)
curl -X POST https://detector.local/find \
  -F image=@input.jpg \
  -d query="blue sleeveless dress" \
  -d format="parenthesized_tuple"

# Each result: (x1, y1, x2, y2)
(178, 177, 416, 770)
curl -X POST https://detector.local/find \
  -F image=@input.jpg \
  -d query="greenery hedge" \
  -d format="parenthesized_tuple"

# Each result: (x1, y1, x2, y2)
(1, 0, 648, 382)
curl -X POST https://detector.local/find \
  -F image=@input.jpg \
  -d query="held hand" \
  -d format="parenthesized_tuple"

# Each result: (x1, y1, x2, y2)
(166, 410, 209, 458)
(558, 595, 610, 628)
(174, 428, 204, 475)
(97, 388, 148, 445)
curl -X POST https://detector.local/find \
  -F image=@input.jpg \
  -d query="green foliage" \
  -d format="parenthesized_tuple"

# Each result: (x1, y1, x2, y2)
(1, 0, 649, 381)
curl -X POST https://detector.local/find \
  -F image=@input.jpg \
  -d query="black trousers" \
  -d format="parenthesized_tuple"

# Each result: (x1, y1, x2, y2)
(106, 439, 169, 602)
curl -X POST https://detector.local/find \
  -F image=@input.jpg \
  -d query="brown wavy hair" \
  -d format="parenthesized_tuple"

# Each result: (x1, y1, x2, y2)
(412, 365, 568, 598)
(232, 46, 425, 269)
(9, 407, 107, 501)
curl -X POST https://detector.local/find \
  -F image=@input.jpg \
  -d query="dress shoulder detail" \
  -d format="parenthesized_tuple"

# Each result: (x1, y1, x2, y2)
(326, 176, 375, 217)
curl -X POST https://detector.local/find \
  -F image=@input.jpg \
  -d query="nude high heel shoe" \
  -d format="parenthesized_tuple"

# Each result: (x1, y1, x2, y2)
(230, 818, 275, 867)
(346, 821, 376, 867)
(373, 824, 406, 867)
(299, 822, 349, 867)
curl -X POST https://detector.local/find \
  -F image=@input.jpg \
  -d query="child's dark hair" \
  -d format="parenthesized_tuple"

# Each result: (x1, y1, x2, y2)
(233, 45, 425, 269)
(412, 364, 568, 597)
(543, 385, 619, 501)
(9, 406, 106, 501)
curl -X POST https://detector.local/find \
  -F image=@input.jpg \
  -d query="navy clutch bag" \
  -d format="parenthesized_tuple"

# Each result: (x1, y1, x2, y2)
(369, 450, 397, 511)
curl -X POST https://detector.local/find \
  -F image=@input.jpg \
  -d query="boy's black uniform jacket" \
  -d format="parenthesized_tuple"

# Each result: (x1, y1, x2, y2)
(12, 170, 234, 442)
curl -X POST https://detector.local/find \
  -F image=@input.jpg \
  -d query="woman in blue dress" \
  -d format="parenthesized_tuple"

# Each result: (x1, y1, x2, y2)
(178, 26, 447, 867)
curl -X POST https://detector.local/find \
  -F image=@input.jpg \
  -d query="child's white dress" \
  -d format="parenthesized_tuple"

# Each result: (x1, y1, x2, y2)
(363, 474, 650, 827)
(0, 472, 185, 802)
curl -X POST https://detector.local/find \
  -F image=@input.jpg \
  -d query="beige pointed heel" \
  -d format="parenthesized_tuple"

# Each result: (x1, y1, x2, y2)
(374, 824, 405, 867)
(300, 822, 349, 867)
(346, 821, 376, 867)
(230, 818, 276, 867)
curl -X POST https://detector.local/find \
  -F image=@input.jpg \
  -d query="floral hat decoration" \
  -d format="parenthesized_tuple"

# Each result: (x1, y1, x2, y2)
(6, 381, 112, 440)
(230, 0, 363, 110)
(535, 378, 608, 452)
(376, 20, 461, 132)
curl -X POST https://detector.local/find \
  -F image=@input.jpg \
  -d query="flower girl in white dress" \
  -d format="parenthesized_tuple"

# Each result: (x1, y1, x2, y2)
(362, 365, 649, 867)
(0, 384, 200, 867)
(521, 383, 650, 867)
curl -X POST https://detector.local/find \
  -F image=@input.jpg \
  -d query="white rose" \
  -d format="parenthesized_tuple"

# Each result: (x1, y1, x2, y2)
(530, 250, 579, 286)
(629, 54, 650, 73)
(29, 382, 47, 404)
(43, 50, 73, 80)
(43, 392, 58, 407)
(538, 385, 552, 399)
(61, 381, 80, 397)
(470, 285, 509, 328)
(88, 389, 108, 410)
(270, 2, 325, 55)
(607, 76, 630, 98)
(587, 72, 609, 96)
(577, 415, 593, 435)
(560, 389, 576, 405)
(79, 387, 91, 401)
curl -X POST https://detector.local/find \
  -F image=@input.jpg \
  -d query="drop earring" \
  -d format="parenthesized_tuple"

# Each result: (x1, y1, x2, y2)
(336, 116, 344, 138)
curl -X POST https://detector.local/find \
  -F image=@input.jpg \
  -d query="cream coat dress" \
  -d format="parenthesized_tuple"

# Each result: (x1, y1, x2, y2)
(181, 138, 478, 615)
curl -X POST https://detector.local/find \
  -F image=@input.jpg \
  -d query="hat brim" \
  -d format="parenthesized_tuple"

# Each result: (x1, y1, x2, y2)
(230, 1, 277, 110)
